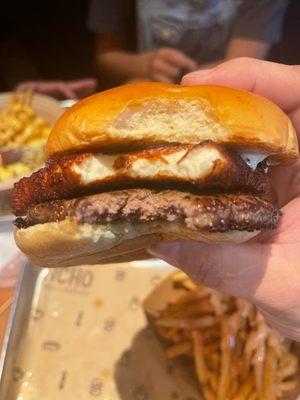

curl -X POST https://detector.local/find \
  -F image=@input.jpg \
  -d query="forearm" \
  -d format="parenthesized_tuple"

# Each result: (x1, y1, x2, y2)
(97, 51, 151, 85)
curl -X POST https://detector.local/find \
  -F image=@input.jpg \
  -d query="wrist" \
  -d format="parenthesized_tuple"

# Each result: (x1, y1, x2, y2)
(97, 51, 153, 81)
(130, 51, 154, 79)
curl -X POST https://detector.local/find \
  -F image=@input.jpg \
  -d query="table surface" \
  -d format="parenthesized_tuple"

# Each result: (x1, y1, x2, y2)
(0, 288, 14, 348)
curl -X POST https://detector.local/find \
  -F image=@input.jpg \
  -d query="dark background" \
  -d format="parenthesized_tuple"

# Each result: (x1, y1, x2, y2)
(269, 0, 300, 64)
(0, 0, 94, 89)
(0, 0, 299, 90)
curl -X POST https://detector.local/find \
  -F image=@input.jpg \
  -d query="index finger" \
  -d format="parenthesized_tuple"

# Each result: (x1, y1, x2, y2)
(69, 79, 97, 90)
(182, 58, 300, 114)
(57, 83, 77, 99)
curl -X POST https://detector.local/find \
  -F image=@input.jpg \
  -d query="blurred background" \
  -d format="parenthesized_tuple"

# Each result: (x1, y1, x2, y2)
(0, 0, 299, 95)
(1, 0, 300, 286)
(1, 0, 300, 264)
(0, 2, 300, 398)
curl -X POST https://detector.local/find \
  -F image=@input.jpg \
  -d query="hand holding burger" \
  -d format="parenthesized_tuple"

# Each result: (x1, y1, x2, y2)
(150, 58, 300, 341)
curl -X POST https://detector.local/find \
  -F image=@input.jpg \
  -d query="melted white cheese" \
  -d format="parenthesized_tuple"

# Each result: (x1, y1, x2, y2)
(74, 147, 223, 184)
(240, 152, 268, 170)
(73, 148, 270, 186)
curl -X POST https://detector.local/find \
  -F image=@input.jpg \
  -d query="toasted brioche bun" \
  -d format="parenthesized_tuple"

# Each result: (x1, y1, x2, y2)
(14, 219, 258, 268)
(46, 82, 298, 163)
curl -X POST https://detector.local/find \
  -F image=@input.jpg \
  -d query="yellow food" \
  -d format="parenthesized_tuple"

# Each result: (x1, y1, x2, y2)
(0, 91, 51, 182)
(154, 272, 299, 400)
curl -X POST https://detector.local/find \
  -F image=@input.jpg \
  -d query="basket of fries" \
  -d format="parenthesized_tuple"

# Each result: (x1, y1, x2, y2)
(143, 272, 300, 400)
(0, 91, 63, 216)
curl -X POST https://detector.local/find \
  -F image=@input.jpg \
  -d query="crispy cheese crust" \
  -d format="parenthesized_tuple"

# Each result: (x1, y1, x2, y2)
(11, 143, 271, 216)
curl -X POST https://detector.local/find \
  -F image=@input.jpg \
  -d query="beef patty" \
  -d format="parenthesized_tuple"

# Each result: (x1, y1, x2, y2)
(15, 189, 280, 233)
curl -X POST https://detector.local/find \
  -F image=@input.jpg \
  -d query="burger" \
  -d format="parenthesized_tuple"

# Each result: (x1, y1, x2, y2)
(11, 83, 298, 267)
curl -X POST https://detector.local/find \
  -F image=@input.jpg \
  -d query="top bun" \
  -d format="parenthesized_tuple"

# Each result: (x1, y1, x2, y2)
(46, 82, 298, 163)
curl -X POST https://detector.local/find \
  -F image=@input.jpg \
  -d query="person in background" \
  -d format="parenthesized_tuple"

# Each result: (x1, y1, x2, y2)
(15, 79, 97, 100)
(87, 0, 288, 88)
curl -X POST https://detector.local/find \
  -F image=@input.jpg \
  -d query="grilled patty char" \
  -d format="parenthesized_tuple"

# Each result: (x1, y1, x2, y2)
(15, 189, 280, 233)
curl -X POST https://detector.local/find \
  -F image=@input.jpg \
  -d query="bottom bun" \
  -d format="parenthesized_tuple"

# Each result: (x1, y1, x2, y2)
(14, 219, 259, 268)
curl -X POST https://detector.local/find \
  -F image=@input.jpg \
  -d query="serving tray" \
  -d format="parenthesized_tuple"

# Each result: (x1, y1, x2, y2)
(0, 261, 204, 400)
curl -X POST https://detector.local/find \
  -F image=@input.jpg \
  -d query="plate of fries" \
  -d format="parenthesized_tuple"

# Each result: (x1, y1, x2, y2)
(144, 272, 300, 400)
(0, 91, 63, 186)
(0, 91, 63, 216)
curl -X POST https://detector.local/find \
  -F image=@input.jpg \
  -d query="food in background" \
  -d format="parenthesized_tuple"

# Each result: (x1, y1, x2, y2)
(0, 91, 50, 182)
(154, 272, 299, 400)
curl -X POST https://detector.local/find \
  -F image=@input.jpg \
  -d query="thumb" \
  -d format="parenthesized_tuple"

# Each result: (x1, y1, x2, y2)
(181, 57, 300, 114)
(148, 241, 268, 301)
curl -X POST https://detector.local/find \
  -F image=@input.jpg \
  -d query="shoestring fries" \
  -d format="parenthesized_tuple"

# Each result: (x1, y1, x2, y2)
(0, 91, 51, 181)
(154, 272, 299, 400)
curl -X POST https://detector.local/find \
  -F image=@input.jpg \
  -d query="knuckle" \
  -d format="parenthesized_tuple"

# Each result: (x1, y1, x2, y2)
(231, 57, 255, 67)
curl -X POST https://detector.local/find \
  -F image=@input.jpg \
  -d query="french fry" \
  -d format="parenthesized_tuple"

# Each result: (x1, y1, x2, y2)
(232, 373, 254, 400)
(171, 271, 188, 282)
(0, 90, 51, 182)
(252, 324, 267, 399)
(203, 342, 219, 354)
(167, 300, 215, 319)
(208, 371, 218, 394)
(262, 347, 277, 400)
(278, 364, 298, 381)
(228, 375, 239, 399)
(228, 351, 242, 398)
(278, 354, 298, 379)
(242, 330, 257, 380)
(217, 323, 231, 400)
(156, 315, 216, 329)
(253, 347, 265, 400)
(202, 385, 216, 400)
(166, 341, 192, 358)
(155, 326, 179, 341)
(181, 279, 198, 291)
(0, 91, 50, 149)
(163, 298, 209, 318)
(278, 379, 298, 393)
(192, 330, 208, 386)
(206, 352, 220, 371)
(209, 291, 223, 316)
(247, 391, 258, 400)
(173, 290, 210, 305)
(154, 273, 299, 400)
